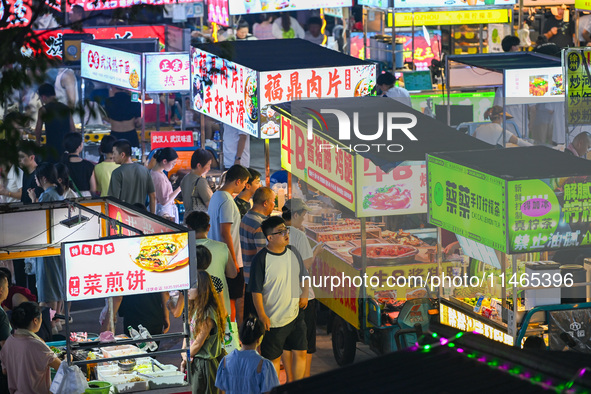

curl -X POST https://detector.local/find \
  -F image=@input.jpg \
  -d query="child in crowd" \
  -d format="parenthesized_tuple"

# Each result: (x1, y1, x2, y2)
(215, 315, 280, 394)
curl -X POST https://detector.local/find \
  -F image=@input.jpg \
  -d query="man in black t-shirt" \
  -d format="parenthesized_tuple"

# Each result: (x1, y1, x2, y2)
(17, 142, 43, 204)
(543, 8, 574, 48)
(35, 84, 75, 162)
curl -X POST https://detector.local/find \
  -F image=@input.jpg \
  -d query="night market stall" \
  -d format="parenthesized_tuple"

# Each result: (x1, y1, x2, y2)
(428, 146, 591, 351)
(275, 96, 493, 365)
(0, 197, 195, 392)
(80, 38, 192, 160)
(190, 38, 376, 182)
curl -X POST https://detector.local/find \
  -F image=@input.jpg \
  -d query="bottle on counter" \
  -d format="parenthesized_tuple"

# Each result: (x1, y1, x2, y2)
(213, 130, 221, 151)
(138, 324, 158, 351)
(128, 326, 147, 350)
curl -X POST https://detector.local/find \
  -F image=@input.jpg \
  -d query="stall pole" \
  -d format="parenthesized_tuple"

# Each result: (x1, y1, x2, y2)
(563, 49, 570, 146)
(391, 10, 397, 71)
(478, 24, 483, 54)
(436, 227, 442, 300)
(184, 289, 192, 385)
(363, 7, 368, 60)
(445, 56, 451, 126)
(141, 98, 147, 161)
(80, 78, 86, 158)
(411, 13, 415, 68)
(502, 70, 507, 148)
(164, 93, 169, 126)
(200, 113, 206, 148)
(264, 138, 271, 186)
(360, 217, 368, 342)
(511, 254, 518, 342)
(181, 93, 187, 131)
(501, 252, 506, 312)
(518, 0, 523, 35)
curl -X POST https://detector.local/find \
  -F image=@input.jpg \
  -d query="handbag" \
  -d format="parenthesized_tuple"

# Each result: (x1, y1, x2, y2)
(191, 177, 208, 213)
(221, 316, 240, 354)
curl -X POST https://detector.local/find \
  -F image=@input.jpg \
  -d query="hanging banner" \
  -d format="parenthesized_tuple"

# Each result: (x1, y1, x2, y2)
(191, 47, 259, 137)
(64, 233, 190, 301)
(81, 42, 142, 91)
(565, 49, 591, 125)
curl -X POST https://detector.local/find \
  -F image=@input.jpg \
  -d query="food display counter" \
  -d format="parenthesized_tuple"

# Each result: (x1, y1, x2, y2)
(428, 147, 591, 351)
(0, 198, 195, 391)
(277, 96, 493, 364)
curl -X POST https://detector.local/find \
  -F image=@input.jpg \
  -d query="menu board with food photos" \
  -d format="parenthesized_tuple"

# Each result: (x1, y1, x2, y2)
(81, 42, 142, 92)
(504, 67, 564, 105)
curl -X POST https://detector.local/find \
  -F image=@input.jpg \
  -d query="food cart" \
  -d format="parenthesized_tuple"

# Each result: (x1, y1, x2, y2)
(190, 39, 376, 182)
(80, 39, 191, 160)
(445, 52, 563, 144)
(428, 146, 591, 351)
(276, 96, 494, 364)
(0, 197, 195, 392)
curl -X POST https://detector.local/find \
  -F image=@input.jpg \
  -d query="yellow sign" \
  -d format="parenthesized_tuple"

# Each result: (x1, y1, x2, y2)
(565, 49, 591, 125)
(280, 114, 356, 212)
(440, 303, 514, 346)
(388, 9, 511, 27)
(576, 0, 591, 10)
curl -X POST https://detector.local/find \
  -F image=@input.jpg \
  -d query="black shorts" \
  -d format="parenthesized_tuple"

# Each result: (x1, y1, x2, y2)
(111, 130, 140, 148)
(304, 299, 317, 354)
(226, 268, 245, 300)
(261, 310, 307, 361)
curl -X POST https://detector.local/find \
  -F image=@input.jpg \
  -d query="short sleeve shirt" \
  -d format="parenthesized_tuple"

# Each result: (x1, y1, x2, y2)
(240, 210, 267, 283)
(208, 191, 243, 268)
(108, 163, 155, 207)
(196, 238, 231, 314)
(247, 246, 305, 328)
(288, 226, 314, 299)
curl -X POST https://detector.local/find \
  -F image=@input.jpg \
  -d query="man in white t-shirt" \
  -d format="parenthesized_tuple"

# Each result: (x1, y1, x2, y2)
(281, 198, 323, 379)
(222, 125, 251, 170)
(208, 164, 250, 325)
(247, 216, 308, 382)
(377, 72, 412, 108)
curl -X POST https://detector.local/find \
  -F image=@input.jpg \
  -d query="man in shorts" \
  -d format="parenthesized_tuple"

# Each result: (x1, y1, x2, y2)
(208, 164, 250, 325)
(248, 216, 308, 382)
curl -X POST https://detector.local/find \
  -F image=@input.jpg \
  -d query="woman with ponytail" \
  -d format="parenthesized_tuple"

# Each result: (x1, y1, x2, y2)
(150, 147, 182, 223)
(181, 270, 225, 394)
(28, 162, 64, 202)
(215, 315, 279, 394)
(1, 302, 64, 393)
(272, 12, 305, 39)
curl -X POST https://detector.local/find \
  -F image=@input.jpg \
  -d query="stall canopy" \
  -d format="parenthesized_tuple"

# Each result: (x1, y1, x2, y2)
(427, 146, 591, 254)
(278, 96, 494, 174)
(448, 52, 561, 73)
(272, 323, 591, 393)
(191, 39, 376, 139)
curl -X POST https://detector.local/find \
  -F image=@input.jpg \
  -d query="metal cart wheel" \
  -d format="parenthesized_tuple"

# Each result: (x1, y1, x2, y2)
(332, 315, 357, 366)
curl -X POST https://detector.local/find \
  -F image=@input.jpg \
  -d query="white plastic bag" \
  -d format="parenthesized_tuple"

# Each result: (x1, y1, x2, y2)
(222, 316, 241, 354)
(50, 362, 88, 394)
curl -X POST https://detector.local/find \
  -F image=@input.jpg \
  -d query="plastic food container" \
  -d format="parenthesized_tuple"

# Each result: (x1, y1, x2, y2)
(85, 381, 112, 394)
(102, 345, 145, 359)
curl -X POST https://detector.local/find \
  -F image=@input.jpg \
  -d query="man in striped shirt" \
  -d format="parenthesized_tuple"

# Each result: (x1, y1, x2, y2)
(240, 187, 275, 317)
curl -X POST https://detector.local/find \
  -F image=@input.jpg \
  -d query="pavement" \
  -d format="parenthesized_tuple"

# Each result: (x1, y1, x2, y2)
(65, 299, 376, 381)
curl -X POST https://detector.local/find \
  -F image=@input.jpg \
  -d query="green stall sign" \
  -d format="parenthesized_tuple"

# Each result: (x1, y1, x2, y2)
(508, 177, 591, 253)
(428, 155, 507, 252)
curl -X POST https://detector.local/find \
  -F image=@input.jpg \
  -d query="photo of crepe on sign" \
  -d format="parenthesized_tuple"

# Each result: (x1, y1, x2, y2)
(130, 234, 189, 272)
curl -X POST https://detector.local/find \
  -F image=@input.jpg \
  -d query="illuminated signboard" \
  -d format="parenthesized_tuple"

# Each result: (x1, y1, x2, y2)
(191, 47, 258, 137)
(388, 9, 511, 27)
(63, 233, 190, 301)
(229, 0, 352, 15)
(151, 131, 194, 149)
(358, 0, 389, 7)
(393, 0, 514, 9)
(0, 0, 32, 29)
(33, 26, 166, 60)
(440, 303, 514, 346)
(259, 65, 376, 139)
(208, 0, 230, 26)
(576, 0, 591, 11)
(145, 52, 191, 93)
(69, 0, 200, 11)
(427, 155, 507, 252)
(81, 42, 142, 91)
(505, 67, 563, 105)
(565, 49, 591, 125)
(356, 159, 427, 217)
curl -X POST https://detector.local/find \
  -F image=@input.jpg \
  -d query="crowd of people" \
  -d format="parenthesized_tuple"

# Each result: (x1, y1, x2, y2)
(0, 125, 322, 393)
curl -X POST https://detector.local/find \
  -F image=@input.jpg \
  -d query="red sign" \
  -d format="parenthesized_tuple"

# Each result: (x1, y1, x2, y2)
(31, 25, 166, 59)
(0, 0, 33, 29)
(107, 204, 177, 236)
(151, 131, 194, 149)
